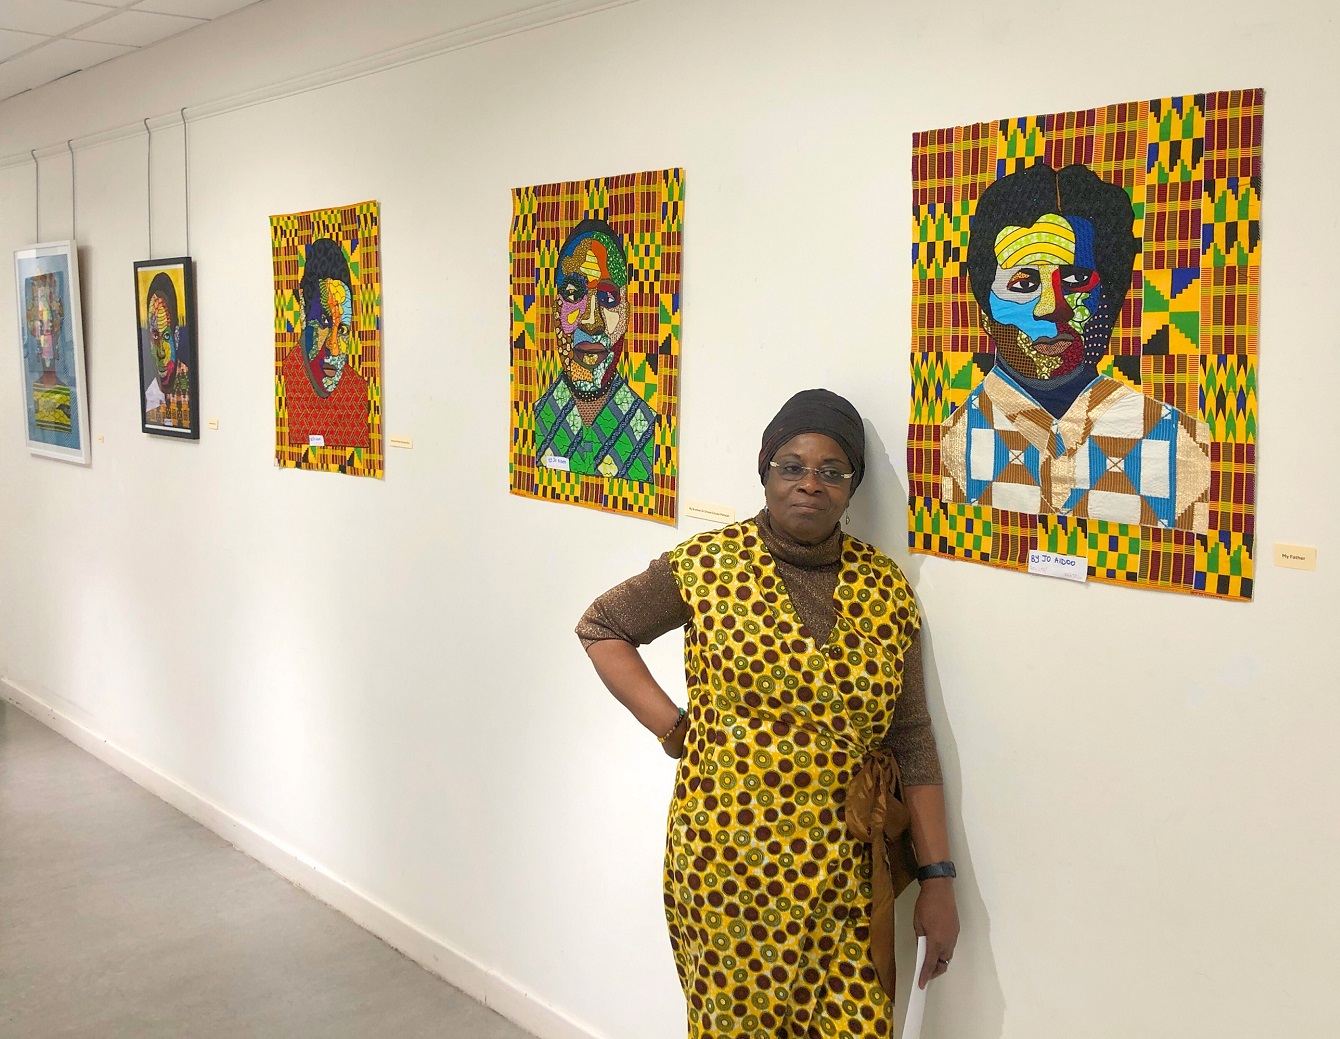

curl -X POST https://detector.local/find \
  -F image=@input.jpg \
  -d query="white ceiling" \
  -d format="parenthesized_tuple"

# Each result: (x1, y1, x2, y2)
(0, 0, 263, 102)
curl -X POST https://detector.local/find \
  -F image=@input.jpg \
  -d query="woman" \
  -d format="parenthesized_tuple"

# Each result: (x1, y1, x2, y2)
(578, 389, 959, 1037)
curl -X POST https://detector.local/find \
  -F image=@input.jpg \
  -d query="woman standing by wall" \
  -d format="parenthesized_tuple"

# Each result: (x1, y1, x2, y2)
(578, 389, 960, 1037)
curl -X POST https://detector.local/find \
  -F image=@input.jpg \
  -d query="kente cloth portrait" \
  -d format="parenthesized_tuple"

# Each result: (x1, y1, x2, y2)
(133, 257, 198, 439)
(908, 90, 1261, 601)
(509, 168, 683, 524)
(271, 201, 382, 478)
(14, 241, 90, 465)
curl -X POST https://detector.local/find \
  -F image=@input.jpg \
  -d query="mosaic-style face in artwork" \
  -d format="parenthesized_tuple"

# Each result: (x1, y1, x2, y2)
(270, 202, 382, 478)
(554, 223, 630, 396)
(145, 273, 181, 390)
(531, 215, 656, 484)
(25, 274, 63, 373)
(987, 215, 1100, 379)
(967, 162, 1137, 386)
(15, 245, 88, 459)
(134, 258, 198, 438)
(299, 241, 355, 398)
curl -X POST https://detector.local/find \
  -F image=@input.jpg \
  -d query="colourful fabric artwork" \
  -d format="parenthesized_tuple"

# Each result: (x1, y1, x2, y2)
(908, 90, 1261, 601)
(134, 257, 198, 439)
(509, 169, 683, 524)
(271, 201, 382, 478)
(14, 241, 90, 465)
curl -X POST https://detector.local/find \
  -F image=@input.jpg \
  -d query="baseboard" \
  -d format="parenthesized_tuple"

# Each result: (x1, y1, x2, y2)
(1, 677, 602, 1039)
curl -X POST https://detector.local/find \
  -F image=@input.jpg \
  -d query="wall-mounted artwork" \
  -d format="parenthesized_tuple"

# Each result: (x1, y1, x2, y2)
(509, 168, 683, 524)
(908, 90, 1261, 601)
(133, 257, 198, 439)
(14, 241, 90, 465)
(271, 201, 382, 478)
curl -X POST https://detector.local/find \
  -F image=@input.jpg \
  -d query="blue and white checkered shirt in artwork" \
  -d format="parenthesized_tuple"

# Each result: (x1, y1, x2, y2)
(534, 371, 656, 481)
(940, 368, 1212, 533)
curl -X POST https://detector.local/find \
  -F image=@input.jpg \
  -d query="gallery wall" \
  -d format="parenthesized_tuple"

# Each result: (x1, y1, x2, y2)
(1, 1, 1336, 1037)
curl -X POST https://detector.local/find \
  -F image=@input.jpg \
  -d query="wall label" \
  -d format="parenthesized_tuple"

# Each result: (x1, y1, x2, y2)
(1028, 550, 1089, 583)
(1273, 543, 1317, 571)
(684, 499, 736, 525)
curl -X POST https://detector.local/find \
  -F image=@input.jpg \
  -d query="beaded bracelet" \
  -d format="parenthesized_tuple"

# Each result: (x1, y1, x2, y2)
(658, 707, 687, 744)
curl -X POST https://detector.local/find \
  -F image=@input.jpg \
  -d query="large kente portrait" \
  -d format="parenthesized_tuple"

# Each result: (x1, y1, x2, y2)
(908, 91, 1261, 600)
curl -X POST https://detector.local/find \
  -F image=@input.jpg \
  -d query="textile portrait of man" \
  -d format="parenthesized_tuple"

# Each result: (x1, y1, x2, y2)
(534, 219, 656, 482)
(907, 92, 1261, 599)
(940, 163, 1212, 532)
(509, 168, 683, 525)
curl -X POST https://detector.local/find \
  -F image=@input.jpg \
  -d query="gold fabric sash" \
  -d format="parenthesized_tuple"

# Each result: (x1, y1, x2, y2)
(845, 747, 919, 1001)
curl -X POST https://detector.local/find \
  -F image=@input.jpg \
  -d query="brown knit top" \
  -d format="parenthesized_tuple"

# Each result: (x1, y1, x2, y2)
(576, 509, 942, 785)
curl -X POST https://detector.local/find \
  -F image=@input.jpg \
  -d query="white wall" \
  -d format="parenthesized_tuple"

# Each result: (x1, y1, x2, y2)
(2, 1, 1337, 1036)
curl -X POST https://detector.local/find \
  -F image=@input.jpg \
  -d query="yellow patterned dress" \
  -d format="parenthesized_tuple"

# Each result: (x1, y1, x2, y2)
(665, 520, 920, 1038)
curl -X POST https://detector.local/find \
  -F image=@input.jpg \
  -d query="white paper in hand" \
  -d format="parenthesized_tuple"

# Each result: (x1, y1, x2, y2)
(899, 935, 929, 1039)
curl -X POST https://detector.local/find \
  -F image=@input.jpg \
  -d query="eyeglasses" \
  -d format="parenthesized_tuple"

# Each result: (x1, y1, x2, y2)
(769, 461, 854, 487)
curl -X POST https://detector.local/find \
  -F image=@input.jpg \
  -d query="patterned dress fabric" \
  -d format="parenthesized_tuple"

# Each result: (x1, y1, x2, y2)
(535, 371, 656, 480)
(666, 520, 919, 1037)
(941, 369, 1211, 531)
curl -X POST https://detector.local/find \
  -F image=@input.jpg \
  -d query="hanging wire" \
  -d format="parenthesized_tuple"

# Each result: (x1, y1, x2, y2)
(181, 108, 191, 256)
(144, 118, 153, 259)
(67, 139, 75, 240)
(31, 149, 39, 241)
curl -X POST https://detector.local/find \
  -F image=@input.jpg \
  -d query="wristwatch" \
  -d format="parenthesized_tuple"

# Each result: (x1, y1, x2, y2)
(916, 861, 956, 882)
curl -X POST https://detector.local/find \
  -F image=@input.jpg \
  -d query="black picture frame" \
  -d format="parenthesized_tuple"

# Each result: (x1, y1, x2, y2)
(133, 256, 199, 439)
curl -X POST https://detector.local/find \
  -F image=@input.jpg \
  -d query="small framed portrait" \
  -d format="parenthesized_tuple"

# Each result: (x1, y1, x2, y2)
(14, 240, 91, 465)
(133, 256, 199, 439)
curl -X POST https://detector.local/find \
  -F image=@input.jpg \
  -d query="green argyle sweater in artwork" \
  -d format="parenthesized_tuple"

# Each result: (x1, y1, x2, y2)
(534, 371, 655, 481)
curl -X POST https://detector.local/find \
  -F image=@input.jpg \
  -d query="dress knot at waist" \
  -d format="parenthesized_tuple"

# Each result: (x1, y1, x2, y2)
(845, 747, 919, 1001)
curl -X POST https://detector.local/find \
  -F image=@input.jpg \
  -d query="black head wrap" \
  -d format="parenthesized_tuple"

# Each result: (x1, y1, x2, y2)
(758, 389, 866, 490)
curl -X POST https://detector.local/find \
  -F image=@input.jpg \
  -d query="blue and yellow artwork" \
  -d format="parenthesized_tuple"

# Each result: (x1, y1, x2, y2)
(14, 241, 90, 464)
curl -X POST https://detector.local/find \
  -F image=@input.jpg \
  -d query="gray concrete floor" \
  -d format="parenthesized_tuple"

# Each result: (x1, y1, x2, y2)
(0, 700, 533, 1038)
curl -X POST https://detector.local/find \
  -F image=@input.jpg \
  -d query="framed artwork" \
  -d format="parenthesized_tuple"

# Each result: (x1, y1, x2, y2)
(14, 240, 90, 465)
(270, 200, 382, 478)
(133, 256, 199, 439)
(509, 168, 683, 525)
(907, 90, 1261, 601)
